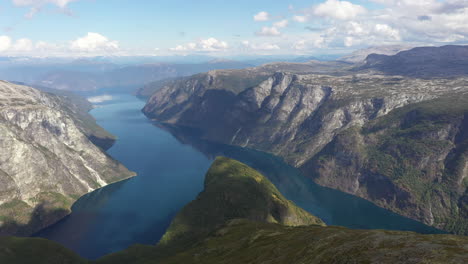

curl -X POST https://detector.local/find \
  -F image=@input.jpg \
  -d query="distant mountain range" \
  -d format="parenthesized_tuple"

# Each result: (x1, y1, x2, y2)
(339, 45, 413, 63)
(358, 45, 468, 77)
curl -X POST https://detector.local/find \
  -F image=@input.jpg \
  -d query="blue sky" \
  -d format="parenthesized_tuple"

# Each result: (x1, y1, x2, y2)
(0, 0, 467, 57)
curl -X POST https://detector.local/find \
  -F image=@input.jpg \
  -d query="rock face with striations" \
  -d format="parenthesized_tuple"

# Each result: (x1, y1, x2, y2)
(142, 45, 468, 234)
(0, 81, 135, 236)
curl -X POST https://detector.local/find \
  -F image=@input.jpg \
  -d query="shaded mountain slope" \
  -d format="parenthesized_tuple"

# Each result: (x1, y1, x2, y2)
(0, 81, 134, 236)
(142, 48, 468, 234)
(358, 45, 468, 78)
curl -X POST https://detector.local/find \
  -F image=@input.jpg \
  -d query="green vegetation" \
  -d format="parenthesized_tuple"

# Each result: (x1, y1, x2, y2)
(0, 236, 86, 264)
(0, 192, 73, 236)
(133, 220, 468, 264)
(2, 157, 467, 263)
(158, 157, 324, 252)
(312, 95, 468, 235)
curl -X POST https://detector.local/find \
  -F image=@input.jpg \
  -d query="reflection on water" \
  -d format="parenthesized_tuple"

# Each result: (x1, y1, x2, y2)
(36, 92, 443, 260)
(161, 124, 445, 233)
(35, 94, 212, 259)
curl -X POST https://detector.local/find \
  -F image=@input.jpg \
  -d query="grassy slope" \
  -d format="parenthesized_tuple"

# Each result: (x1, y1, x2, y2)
(0, 236, 86, 264)
(157, 157, 325, 251)
(155, 220, 468, 264)
(1, 157, 467, 263)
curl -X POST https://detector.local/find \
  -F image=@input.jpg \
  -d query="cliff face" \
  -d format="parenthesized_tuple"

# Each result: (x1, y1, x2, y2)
(302, 96, 468, 234)
(0, 81, 134, 236)
(143, 64, 468, 234)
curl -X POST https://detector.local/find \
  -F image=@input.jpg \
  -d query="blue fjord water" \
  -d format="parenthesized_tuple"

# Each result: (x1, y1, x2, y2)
(36, 92, 443, 259)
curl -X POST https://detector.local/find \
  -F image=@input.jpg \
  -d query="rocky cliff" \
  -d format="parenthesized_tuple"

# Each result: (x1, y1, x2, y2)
(142, 46, 468, 234)
(0, 81, 135, 236)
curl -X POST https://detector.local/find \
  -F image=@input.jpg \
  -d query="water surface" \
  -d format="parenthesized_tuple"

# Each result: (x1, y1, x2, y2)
(36, 93, 212, 259)
(37, 92, 443, 259)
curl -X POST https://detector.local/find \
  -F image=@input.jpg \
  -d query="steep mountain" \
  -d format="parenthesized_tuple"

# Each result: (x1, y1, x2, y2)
(358, 45, 468, 77)
(339, 45, 413, 63)
(157, 157, 324, 252)
(0, 81, 135, 236)
(142, 49, 468, 234)
(11, 81, 117, 150)
(2, 157, 467, 264)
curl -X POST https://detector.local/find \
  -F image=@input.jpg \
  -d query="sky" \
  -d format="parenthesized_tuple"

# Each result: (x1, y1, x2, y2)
(0, 0, 467, 57)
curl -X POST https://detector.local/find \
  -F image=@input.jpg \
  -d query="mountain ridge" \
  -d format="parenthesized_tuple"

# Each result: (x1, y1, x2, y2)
(142, 45, 468, 234)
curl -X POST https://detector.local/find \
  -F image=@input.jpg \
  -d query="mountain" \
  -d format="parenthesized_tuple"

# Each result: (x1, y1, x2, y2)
(3, 157, 467, 264)
(10, 82, 116, 149)
(157, 157, 324, 252)
(136, 60, 352, 98)
(141, 46, 468, 235)
(0, 81, 135, 236)
(358, 45, 468, 77)
(339, 45, 413, 63)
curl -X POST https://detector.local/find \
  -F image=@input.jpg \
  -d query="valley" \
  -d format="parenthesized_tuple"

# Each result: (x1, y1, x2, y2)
(142, 45, 468, 235)
(0, 44, 467, 263)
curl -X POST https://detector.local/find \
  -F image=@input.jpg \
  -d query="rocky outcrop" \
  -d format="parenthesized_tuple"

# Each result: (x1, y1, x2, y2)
(0, 81, 134, 236)
(302, 96, 468, 234)
(143, 67, 468, 234)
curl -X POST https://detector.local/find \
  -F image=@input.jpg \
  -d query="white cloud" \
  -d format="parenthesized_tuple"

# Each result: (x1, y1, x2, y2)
(344, 36, 355, 47)
(314, 0, 366, 20)
(292, 36, 326, 50)
(35, 41, 59, 51)
(374, 24, 401, 40)
(87, 95, 113, 103)
(274, 19, 289, 28)
(70, 32, 119, 52)
(12, 38, 33, 51)
(293, 15, 308, 23)
(13, 0, 76, 8)
(346, 21, 367, 36)
(12, 0, 78, 18)
(253, 11, 270, 21)
(199, 38, 229, 50)
(0, 36, 12, 52)
(170, 38, 228, 52)
(256, 26, 281, 36)
(293, 40, 307, 50)
(242, 41, 280, 50)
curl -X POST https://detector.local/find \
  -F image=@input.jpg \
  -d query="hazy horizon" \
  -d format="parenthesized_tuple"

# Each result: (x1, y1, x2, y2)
(0, 0, 467, 58)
